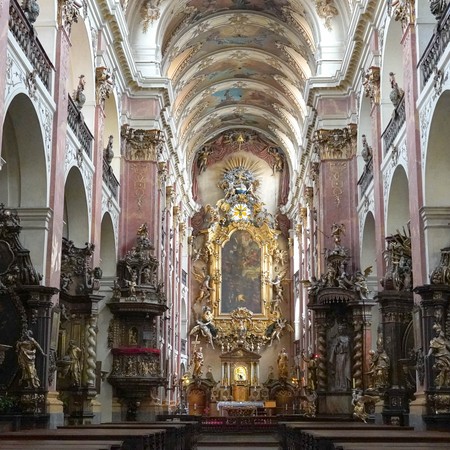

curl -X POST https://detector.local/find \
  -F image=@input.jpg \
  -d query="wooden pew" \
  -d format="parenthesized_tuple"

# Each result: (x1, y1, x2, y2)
(299, 429, 450, 450)
(279, 421, 412, 450)
(333, 442, 450, 450)
(0, 428, 166, 450)
(0, 440, 123, 450)
(60, 422, 191, 450)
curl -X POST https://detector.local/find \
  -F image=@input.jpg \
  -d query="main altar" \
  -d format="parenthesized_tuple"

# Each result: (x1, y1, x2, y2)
(182, 156, 306, 416)
(216, 401, 265, 416)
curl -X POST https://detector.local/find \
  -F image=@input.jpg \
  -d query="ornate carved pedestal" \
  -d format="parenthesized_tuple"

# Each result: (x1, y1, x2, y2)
(375, 290, 414, 425)
(415, 275, 450, 427)
(308, 229, 375, 416)
(57, 238, 103, 424)
(0, 206, 58, 426)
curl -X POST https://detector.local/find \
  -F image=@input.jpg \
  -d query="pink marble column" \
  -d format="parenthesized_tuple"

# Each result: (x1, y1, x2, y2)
(315, 125, 359, 271)
(45, 27, 72, 288)
(402, 24, 426, 291)
(119, 155, 160, 256)
(90, 103, 106, 266)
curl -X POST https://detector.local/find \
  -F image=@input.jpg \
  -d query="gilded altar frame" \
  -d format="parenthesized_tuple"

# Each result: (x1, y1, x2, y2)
(205, 220, 280, 335)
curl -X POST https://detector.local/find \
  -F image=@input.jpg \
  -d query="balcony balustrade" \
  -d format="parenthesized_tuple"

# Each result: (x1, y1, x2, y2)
(67, 95, 93, 158)
(8, 0, 53, 91)
(382, 95, 406, 153)
(419, 3, 450, 87)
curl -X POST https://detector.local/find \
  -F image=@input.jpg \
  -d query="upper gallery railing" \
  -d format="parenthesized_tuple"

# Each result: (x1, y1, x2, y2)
(357, 156, 374, 197)
(382, 94, 406, 153)
(419, 3, 450, 87)
(8, 0, 53, 91)
(102, 158, 119, 199)
(67, 94, 94, 158)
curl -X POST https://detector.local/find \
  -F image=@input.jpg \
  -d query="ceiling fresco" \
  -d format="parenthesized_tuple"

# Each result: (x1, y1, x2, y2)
(126, 1, 352, 207)
(156, 0, 320, 170)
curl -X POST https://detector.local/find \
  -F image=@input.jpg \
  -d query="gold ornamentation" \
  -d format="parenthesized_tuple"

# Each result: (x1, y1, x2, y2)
(329, 162, 346, 206)
(141, 0, 161, 32)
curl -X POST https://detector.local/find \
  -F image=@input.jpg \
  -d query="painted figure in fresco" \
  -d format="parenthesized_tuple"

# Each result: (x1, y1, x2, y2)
(329, 323, 350, 390)
(16, 329, 46, 389)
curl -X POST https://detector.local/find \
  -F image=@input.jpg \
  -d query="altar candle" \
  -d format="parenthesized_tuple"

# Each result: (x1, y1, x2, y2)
(352, 378, 356, 389)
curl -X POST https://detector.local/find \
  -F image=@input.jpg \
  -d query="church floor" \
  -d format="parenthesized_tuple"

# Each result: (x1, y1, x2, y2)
(195, 432, 282, 449)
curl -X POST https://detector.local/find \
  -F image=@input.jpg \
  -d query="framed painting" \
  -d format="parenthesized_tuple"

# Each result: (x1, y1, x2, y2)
(206, 221, 279, 324)
(220, 229, 262, 314)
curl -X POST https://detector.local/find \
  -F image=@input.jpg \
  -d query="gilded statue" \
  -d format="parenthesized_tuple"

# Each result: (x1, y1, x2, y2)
(16, 329, 46, 389)
(66, 340, 83, 386)
(192, 347, 204, 378)
(277, 347, 289, 379)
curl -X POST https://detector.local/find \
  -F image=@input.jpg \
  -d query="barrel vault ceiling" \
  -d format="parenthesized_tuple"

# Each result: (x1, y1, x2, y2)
(125, 0, 352, 203)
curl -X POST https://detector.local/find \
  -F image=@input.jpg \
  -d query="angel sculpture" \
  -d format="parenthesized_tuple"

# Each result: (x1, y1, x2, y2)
(189, 306, 217, 349)
(269, 270, 287, 315)
(265, 318, 294, 346)
(353, 266, 372, 299)
(331, 222, 345, 247)
(193, 268, 214, 305)
(352, 390, 379, 423)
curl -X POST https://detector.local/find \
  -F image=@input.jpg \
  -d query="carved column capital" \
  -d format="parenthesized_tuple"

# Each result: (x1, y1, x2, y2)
(392, 0, 415, 30)
(314, 124, 357, 160)
(362, 66, 380, 106)
(121, 126, 164, 162)
(95, 67, 114, 108)
(58, 0, 81, 37)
